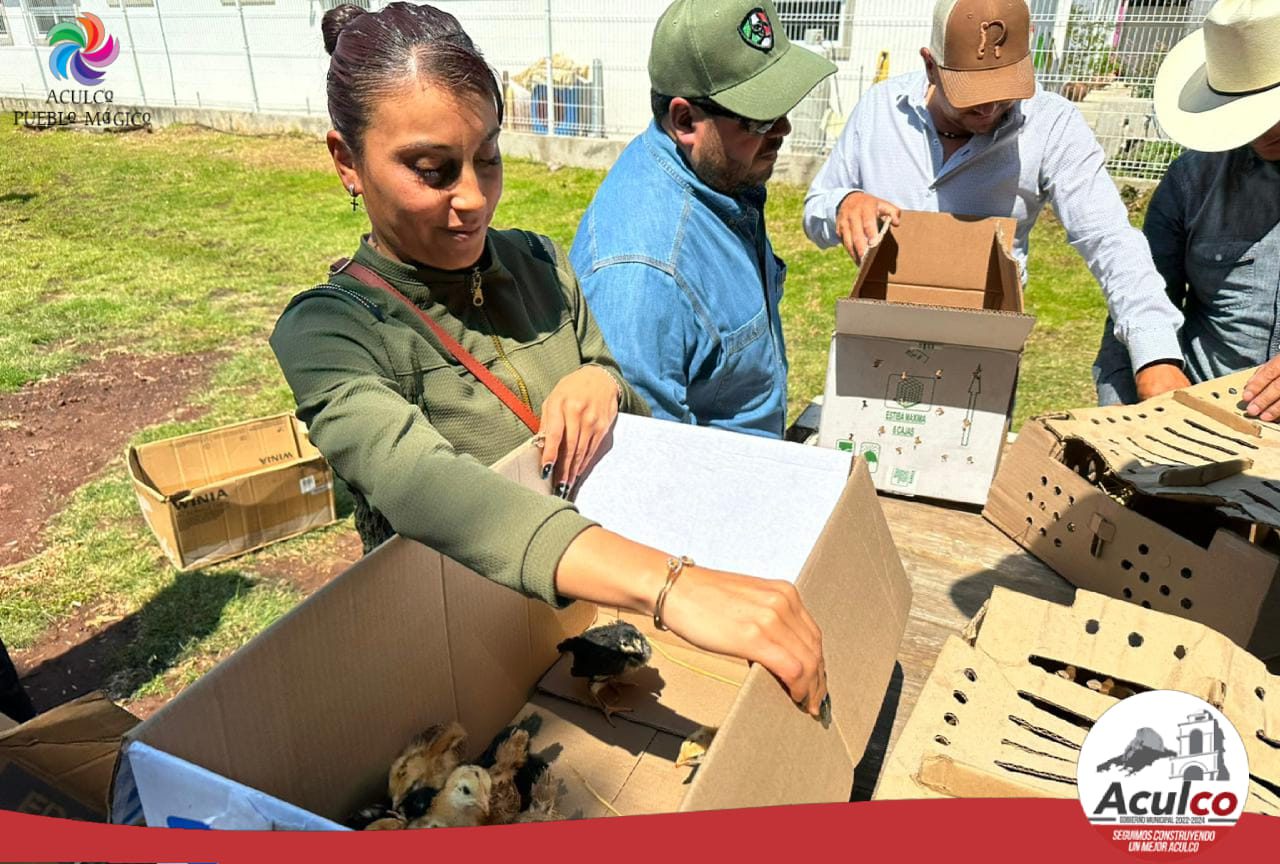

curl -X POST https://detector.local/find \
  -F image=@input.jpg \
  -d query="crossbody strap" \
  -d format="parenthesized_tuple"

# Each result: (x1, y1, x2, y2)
(331, 258, 541, 434)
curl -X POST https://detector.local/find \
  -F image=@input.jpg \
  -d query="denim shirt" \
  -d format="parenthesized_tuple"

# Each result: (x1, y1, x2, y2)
(570, 121, 789, 438)
(1094, 147, 1280, 405)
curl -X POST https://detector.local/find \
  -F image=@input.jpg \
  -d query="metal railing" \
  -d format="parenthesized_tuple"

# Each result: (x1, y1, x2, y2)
(0, 0, 1208, 181)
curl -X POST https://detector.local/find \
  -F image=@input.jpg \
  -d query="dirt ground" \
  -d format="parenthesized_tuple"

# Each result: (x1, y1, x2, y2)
(0, 352, 217, 568)
(0, 352, 364, 717)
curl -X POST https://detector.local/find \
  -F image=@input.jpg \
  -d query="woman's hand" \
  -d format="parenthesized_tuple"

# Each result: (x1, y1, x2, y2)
(539, 365, 620, 496)
(659, 566, 828, 718)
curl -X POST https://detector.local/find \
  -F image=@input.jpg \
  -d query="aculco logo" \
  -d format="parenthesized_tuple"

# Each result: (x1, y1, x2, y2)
(1078, 690, 1248, 859)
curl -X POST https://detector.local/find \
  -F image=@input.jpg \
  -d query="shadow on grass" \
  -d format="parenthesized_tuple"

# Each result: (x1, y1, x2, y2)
(20, 570, 253, 712)
(0, 192, 37, 205)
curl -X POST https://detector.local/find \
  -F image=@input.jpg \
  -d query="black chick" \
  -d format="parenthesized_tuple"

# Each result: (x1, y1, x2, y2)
(556, 620, 652, 726)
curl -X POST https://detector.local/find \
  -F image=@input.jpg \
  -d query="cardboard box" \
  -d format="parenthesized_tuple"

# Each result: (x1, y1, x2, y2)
(817, 211, 1036, 506)
(985, 370, 1280, 659)
(1, 692, 138, 821)
(109, 414, 913, 829)
(874, 587, 1280, 815)
(127, 414, 337, 571)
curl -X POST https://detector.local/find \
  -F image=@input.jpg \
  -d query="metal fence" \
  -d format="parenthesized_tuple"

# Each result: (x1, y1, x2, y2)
(0, 0, 1210, 181)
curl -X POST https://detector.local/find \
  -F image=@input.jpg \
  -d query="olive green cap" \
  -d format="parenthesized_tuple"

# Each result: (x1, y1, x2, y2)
(649, 0, 837, 121)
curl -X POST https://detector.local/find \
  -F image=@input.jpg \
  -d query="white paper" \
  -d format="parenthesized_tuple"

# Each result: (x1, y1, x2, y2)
(573, 414, 854, 583)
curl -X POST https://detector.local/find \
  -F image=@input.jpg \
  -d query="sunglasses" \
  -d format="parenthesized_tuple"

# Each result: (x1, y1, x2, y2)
(686, 97, 783, 136)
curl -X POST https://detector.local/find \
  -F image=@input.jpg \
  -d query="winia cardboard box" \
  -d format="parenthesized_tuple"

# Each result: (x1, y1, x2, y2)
(874, 587, 1280, 815)
(817, 211, 1035, 506)
(984, 370, 1280, 659)
(127, 414, 337, 571)
(110, 415, 913, 829)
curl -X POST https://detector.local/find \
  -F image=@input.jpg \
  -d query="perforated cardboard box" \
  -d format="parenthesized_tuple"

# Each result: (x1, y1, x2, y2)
(110, 415, 912, 829)
(984, 370, 1280, 659)
(874, 587, 1280, 815)
(127, 414, 337, 571)
(817, 211, 1035, 506)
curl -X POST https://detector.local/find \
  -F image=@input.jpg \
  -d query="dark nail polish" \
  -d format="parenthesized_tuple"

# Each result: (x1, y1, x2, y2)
(818, 693, 832, 728)
(556, 482, 570, 499)
(541, 463, 554, 480)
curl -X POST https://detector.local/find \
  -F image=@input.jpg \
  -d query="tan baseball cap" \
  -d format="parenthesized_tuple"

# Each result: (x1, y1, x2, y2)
(930, 0, 1035, 109)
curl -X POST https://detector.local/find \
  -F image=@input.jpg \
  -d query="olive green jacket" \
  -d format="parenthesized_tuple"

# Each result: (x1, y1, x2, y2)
(270, 229, 649, 605)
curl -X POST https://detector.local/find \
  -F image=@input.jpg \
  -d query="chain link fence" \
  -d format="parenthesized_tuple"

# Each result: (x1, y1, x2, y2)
(0, 0, 1208, 181)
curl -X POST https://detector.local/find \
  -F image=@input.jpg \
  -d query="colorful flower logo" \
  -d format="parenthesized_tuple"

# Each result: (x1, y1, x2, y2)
(48, 13, 120, 86)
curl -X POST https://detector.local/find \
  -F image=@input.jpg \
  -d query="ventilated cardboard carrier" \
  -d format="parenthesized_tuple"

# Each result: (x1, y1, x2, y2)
(127, 414, 337, 571)
(111, 415, 912, 829)
(817, 211, 1035, 506)
(985, 371, 1280, 658)
(875, 587, 1280, 814)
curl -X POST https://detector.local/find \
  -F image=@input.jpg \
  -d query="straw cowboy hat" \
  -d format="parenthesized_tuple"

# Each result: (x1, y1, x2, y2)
(1154, 0, 1280, 152)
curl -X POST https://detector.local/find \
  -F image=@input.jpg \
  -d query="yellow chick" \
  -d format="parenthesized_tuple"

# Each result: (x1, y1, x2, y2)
(675, 725, 717, 769)
(408, 765, 492, 829)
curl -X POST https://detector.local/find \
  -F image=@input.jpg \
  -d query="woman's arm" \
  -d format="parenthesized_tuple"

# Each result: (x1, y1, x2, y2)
(556, 527, 827, 718)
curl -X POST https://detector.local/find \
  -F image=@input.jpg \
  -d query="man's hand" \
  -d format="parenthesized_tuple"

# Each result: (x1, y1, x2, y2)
(834, 191, 901, 264)
(1134, 361, 1191, 401)
(1243, 357, 1280, 421)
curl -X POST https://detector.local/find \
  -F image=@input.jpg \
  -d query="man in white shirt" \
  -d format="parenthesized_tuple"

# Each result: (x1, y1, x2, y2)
(804, 0, 1190, 402)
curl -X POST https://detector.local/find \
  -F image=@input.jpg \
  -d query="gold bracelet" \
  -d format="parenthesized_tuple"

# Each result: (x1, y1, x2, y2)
(653, 555, 694, 632)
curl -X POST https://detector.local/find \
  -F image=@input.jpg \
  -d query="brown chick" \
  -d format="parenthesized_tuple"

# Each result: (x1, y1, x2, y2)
(407, 765, 492, 829)
(514, 769, 565, 823)
(486, 727, 530, 825)
(389, 721, 467, 810)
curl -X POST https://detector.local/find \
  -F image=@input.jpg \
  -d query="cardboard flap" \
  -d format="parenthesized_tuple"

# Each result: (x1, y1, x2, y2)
(834, 299, 1035, 351)
(537, 632, 745, 739)
(681, 459, 913, 811)
(1041, 369, 1280, 529)
(1, 692, 138, 819)
(851, 211, 1022, 313)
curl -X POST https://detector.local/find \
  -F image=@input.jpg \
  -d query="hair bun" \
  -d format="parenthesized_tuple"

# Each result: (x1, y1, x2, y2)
(322, 4, 367, 55)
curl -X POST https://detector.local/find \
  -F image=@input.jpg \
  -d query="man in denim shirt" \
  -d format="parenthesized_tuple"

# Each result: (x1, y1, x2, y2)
(1095, 0, 1280, 420)
(570, 0, 835, 438)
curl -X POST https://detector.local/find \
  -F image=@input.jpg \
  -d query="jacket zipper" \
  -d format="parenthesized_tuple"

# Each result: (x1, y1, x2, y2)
(470, 268, 534, 411)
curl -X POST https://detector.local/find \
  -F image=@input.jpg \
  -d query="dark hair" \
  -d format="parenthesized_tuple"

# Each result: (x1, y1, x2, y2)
(651, 89, 674, 123)
(322, 2, 504, 158)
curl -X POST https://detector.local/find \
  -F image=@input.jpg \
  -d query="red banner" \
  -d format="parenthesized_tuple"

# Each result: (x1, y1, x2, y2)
(1, 800, 1275, 864)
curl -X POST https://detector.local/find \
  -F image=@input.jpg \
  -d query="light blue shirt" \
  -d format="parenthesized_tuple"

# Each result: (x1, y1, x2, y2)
(1095, 147, 1280, 405)
(803, 71, 1184, 374)
(570, 121, 789, 439)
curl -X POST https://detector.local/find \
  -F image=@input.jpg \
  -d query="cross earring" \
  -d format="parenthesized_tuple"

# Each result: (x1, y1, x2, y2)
(348, 184, 360, 212)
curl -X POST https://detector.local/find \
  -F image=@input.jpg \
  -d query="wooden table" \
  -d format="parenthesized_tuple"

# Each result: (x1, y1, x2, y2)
(850, 494, 1076, 800)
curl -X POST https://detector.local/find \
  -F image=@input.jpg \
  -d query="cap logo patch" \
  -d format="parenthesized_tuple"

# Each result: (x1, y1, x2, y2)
(977, 19, 1007, 60)
(739, 8, 774, 52)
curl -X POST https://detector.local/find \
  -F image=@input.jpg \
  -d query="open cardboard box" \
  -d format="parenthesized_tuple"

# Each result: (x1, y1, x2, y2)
(985, 370, 1280, 659)
(110, 415, 913, 828)
(817, 211, 1035, 506)
(874, 587, 1280, 814)
(127, 414, 337, 571)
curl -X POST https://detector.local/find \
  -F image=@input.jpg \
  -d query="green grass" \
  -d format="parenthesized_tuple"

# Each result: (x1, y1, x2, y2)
(0, 121, 1117, 709)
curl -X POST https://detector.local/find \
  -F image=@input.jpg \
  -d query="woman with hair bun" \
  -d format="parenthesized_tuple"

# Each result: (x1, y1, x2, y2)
(271, 2, 827, 717)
